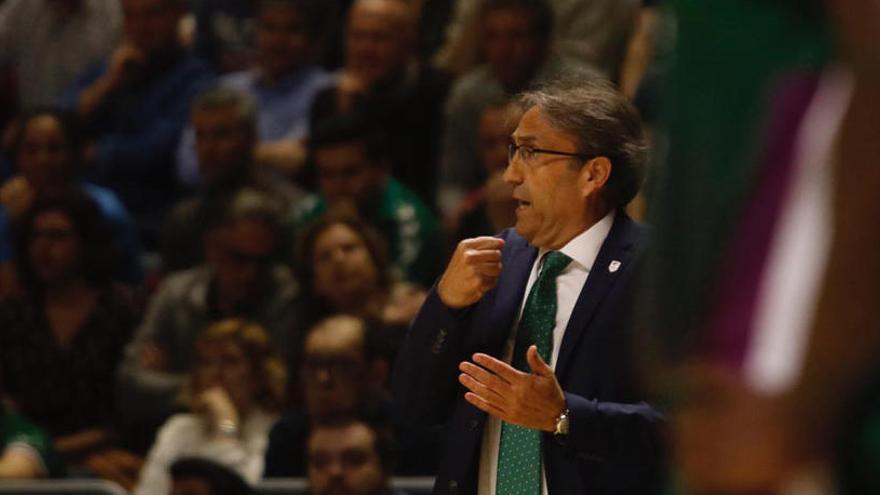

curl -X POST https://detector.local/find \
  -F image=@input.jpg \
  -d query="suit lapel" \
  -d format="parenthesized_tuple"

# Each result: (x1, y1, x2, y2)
(484, 234, 538, 354)
(555, 213, 642, 376)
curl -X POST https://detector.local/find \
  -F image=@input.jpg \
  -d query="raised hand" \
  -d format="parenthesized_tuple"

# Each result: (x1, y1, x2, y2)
(458, 346, 565, 431)
(106, 43, 147, 89)
(194, 386, 240, 436)
(438, 237, 505, 308)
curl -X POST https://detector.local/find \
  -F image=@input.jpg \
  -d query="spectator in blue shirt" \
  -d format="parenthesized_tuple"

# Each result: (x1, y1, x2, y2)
(163, 86, 306, 272)
(61, 0, 214, 247)
(0, 109, 142, 297)
(309, 0, 451, 208)
(177, 0, 333, 188)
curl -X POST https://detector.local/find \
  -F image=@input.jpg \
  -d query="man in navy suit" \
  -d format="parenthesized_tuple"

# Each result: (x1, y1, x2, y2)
(393, 76, 665, 494)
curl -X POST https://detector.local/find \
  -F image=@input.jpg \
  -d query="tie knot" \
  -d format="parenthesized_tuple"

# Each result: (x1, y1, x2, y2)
(540, 251, 571, 279)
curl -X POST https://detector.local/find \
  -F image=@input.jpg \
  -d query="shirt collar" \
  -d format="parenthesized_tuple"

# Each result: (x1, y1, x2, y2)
(538, 210, 615, 272)
(257, 66, 322, 91)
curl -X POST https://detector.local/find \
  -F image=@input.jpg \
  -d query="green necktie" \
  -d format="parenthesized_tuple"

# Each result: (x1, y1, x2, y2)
(496, 251, 572, 495)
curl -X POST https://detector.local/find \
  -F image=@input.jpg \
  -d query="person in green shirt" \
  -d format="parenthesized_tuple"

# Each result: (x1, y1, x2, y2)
(296, 115, 442, 287)
(0, 404, 63, 479)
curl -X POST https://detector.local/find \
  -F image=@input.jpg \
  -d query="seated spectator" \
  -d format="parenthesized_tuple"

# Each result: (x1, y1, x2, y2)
(300, 316, 391, 417)
(0, 109, 143, 296)
(0, 375, 63, 479)
(306, 416, 400, 495)
(0, 189, 138, 480)
(296, 214, 426, 336)
(178, 0, 333, 186)
(164, 87, 306, 272)
(170, 457, 255, 495)
(264, 315, 438, 477)
(297, 118, 441, 287)
(119, 189, 299, 426)
(447, 99, 518, 245)
(436, 0, 638, 80)
(438, 0, 588, 215)
(61, 0, 214, 247)
(0, 0, 121, 110)
(310, 0, 450, 206)
(135, 319, 283, 495)
(264, 316, 389, 477)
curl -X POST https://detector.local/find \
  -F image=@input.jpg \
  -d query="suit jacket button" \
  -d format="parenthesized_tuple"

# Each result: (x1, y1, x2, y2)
(432, 329, 448, 354)
(468, 419, 480, 430)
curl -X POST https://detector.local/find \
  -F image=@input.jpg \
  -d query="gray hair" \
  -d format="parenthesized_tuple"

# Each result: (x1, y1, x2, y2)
(222, 187, 284, 232)
(192, 86, 258, 135)
(517, 74, 647, 208)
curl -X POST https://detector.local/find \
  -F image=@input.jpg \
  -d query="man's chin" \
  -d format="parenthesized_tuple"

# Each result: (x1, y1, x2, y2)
(513, 222, 536, 244)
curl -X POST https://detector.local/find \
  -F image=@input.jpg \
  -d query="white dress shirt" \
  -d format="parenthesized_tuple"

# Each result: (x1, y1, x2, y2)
(478, 211, 615, 495)
(134, 409, 277, 495)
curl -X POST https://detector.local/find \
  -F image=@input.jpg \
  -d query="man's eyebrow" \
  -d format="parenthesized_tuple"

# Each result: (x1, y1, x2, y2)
(511, 133, 536, 144)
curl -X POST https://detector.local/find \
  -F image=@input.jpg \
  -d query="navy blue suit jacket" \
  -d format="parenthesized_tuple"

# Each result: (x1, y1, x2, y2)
(393, 212, 665, 494)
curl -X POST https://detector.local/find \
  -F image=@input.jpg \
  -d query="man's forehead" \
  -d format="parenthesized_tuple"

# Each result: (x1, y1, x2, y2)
(259, 4, 303, 21)
(193, 108, 245, 125)
(350, 0, 409, 26)
(306, 323, 366, 353)
(315, 142, 370, 166)
(220, 220, 275, 246)
(309, 423, 375, 450)
(512, 107, 575, 145)
(193, 120, 242, 134)
(484, 7, 536, 29)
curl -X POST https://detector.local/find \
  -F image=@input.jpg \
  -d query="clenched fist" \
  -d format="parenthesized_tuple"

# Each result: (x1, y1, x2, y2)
(437, 237, 504, 308)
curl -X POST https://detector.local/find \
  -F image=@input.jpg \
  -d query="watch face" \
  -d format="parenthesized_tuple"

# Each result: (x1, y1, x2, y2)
(555, 411, 569, 435)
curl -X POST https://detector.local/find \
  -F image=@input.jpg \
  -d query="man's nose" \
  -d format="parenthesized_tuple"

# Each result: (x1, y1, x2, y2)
(261, 30, 284, 49)
(242, 262, 260, 278)
(322, 178, 347, 198)
(203, 364, 222, 383)
(316, 367, 333, 386)
(329, 247, 347, 264)
(502, 159, 522, 185)
(327, 458, 345, 478)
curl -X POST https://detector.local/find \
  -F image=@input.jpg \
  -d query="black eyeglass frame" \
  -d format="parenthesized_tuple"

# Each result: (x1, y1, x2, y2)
(507, 143, 592, 165)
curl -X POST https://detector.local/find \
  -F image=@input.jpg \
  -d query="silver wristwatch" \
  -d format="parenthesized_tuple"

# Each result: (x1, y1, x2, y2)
(553, 408, 570, 436)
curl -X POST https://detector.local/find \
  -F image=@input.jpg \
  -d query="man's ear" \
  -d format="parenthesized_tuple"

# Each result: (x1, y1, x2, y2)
(578, 156, 611, 199)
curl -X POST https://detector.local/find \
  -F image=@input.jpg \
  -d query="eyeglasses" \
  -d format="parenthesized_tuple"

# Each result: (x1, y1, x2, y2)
(302, 357, 362, 379)
(508, 143, 591, 166)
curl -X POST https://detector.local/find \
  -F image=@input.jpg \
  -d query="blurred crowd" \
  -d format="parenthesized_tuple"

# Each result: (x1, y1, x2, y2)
(0, 0, 878, 494)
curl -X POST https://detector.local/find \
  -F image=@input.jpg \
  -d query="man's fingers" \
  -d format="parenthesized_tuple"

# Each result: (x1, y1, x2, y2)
(464, 248, 503, 264)
(102, 450, 143, 473)
(472, 353, 523, 382)
(459, 372, 506, 404)
(461, 236, 505, 251)
(464, 391, 507, 418)
(526, 345, 554, 377)
(87, 455, 126, 485)
(460, 361, 512, 389)
(475, 261, 503, 278)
